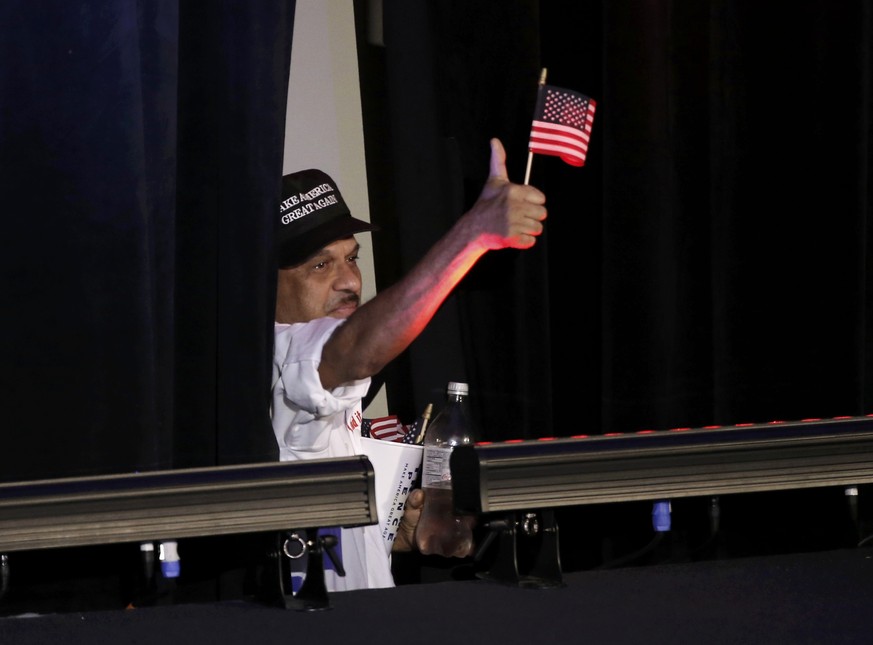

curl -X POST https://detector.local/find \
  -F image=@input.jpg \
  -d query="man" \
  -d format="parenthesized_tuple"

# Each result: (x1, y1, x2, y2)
(271, 138, 547, 591)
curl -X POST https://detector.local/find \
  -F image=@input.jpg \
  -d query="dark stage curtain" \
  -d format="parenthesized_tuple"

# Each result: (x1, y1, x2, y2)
(364, 0, 873, 441)
(596, 1, 873, 433)
(3, 0, 869, 503)
(363, 1, 872, 576)
(359, 0, 555, 441)
(0, 0, 295, 612)
(1, 1, 292, 484)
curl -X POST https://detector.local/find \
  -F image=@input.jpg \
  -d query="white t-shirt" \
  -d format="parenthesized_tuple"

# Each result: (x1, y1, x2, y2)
(272, 317, 395, 592)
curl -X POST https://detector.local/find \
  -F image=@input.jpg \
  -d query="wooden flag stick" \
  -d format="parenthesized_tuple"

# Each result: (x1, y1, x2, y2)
(524, 67, 548, 185)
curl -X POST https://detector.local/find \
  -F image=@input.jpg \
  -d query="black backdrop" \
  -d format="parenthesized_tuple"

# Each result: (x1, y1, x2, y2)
(363, 0, 873, 440)
(0, 0, 871, 608)
(1, 1, 291, 483)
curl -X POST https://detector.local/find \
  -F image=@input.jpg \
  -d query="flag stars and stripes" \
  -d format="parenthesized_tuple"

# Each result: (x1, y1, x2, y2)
(529, 84, 597, 167)
(542, 89, 591, 130)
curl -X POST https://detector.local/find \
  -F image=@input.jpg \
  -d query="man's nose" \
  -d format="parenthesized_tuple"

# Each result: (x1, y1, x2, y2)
(334, 262, 361, 292)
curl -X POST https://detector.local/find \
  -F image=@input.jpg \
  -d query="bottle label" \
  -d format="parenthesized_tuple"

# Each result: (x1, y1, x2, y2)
(422, 445, 453, 489)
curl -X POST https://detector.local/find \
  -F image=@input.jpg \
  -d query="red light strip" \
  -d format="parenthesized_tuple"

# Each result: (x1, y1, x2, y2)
(478, 414, 873, 446)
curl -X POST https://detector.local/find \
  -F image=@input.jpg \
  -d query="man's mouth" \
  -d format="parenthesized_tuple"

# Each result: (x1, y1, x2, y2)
(330, 297, 359, 317)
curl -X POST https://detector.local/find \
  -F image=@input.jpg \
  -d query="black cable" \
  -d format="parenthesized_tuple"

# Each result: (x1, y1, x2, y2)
(0, 554, 8, 601)
(845, 486, 861, 545)
(596, 532, 665, 570)
(688, 496, 723, 560)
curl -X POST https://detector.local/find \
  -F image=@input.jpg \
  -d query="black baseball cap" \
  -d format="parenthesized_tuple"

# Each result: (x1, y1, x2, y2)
(276, 168, 378, 267)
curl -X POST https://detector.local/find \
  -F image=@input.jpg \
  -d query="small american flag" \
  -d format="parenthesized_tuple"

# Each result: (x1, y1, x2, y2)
(402, 417, 423, 444)
(368, 415, 407, 442)
(529, 84, 597, 167)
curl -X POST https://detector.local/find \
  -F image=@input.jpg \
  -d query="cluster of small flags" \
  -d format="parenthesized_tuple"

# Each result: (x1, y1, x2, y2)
(362, 410, 430, 445)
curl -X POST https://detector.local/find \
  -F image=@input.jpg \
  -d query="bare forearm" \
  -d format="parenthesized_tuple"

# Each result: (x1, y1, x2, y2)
(320, 220, 487, 387)
(318, 138, 547, 390)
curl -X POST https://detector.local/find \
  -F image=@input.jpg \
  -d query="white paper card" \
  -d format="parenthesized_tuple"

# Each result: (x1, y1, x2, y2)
(360, 436, 423, 554)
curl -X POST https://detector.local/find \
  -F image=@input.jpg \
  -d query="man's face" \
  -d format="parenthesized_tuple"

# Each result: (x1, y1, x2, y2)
(275, 236, 363, 323)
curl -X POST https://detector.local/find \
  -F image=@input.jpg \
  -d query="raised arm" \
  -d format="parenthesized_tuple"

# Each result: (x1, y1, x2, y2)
(318, 138, 547, 390)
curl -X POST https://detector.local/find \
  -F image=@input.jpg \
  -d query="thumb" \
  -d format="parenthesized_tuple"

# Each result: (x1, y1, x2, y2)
(488, 137, 508, 182)
(406, 488, 425, 510)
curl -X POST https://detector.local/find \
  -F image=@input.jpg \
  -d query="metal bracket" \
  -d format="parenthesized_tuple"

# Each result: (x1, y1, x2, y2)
(261, 529, 345, 611)
(474, 509, 564, 589)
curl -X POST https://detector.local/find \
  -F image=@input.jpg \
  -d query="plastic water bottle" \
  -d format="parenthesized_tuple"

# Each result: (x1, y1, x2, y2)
(415, 381, 477, 557)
